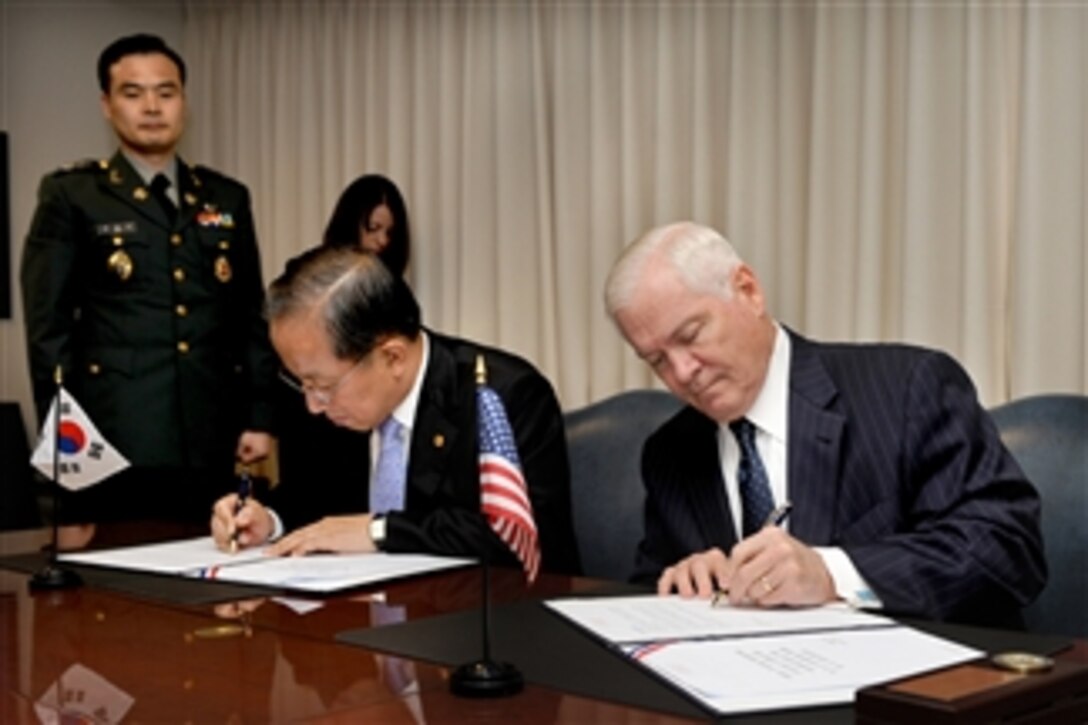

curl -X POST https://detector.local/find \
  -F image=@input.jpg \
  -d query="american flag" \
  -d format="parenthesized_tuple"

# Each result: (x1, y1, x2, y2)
(476, 361, 541, 583)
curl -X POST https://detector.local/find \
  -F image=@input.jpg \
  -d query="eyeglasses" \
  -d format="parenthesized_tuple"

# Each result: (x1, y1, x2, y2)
(279, 357, 366, 406)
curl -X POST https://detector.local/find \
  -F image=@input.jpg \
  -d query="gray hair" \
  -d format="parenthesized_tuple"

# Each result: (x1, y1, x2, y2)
(267, 247, 421, 360)
(604, 221, 745, 317)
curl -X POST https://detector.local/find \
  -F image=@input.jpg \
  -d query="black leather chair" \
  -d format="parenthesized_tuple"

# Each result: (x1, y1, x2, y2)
(990, 394, 1088, 637)
(564, 389, 682, 581)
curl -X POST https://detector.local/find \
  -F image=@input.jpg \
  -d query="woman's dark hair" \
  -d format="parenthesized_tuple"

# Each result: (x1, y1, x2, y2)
(322, 174, 411, 277)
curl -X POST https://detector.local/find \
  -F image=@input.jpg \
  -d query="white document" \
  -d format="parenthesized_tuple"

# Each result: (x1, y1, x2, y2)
(546, 594, 983, 715)
(625, 627, 981, 714)
(59, 536, 474, 592)
(546, 594, 893, 643)
(198, 551, 475, 592)
(59, 536, 266, 574)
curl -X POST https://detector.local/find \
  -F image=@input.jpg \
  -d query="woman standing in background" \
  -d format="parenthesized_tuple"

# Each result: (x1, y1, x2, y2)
(322, 174, 411, 276)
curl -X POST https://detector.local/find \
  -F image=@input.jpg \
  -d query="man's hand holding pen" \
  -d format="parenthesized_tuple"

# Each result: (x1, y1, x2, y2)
(210, 476, 275, 553)
(658, 502, 836, 608)
(716, 526, 835, 607)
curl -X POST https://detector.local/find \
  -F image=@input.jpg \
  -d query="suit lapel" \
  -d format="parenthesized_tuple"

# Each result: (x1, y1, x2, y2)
(406, 336, 462, 502)
(100, 151, 171, 229)
(786, 331, 845, 545)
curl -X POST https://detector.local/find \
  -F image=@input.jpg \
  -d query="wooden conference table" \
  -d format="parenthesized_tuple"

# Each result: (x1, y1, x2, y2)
(2, 523, 1085, 723)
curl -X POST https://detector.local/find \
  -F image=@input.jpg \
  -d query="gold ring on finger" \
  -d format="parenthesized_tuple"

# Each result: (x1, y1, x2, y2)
(761, 576, 774, 594)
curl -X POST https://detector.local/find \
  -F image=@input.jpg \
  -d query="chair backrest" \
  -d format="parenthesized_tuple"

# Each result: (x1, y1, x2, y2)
(989, 394, 1088, 637)
(565, 389, 683, 581)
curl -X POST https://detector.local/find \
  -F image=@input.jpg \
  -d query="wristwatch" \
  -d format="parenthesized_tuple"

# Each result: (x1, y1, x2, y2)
(369, 515, 387, 549)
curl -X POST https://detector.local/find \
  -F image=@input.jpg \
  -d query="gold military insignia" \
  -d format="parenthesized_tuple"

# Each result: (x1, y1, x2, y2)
(107, 249, 134, 281)
(133, 186, 149, 201)
(109, 168, 123, 185)
(184, 192, 198, 206)
(214, 255, 233, 282)
(433, 434, 446, 449)
(99, 159, 110, 170)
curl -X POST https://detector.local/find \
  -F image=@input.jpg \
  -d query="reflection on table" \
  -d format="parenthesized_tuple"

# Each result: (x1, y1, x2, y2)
(0, 523, 692, 723)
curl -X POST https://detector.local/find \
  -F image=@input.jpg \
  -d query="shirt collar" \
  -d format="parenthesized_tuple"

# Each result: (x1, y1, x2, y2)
(728, 322, 791, 444)
(121, 150, 177, 189)
(388, 330, 430, 431)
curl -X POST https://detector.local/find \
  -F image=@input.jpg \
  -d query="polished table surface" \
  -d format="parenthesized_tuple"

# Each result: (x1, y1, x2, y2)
(1, 523, 697, 723)
(2, 523, 1085, 723)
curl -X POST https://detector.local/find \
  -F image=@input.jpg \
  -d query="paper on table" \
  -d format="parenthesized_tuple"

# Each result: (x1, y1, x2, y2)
(199, 552, 475, 592)
(58, 535, 475, 593)
(59, 536, 267, 575)
(546, 594, 894, 643)
(625, 626, 982, 714)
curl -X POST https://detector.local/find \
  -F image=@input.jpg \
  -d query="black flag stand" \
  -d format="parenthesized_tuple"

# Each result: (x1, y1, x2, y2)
(29, 366, 83, 591)
(449, 355, 523, 698)
(449, 557, 523, 697)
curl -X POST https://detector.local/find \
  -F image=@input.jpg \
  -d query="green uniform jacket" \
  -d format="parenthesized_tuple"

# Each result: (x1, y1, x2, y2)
(21, 152, 277, 471)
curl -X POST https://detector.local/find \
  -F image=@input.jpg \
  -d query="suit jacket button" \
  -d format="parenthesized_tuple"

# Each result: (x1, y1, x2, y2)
(175, 304, 188, 317)
(88, 363, 101, 375)
(177, 341, 190, 354)
(170, 233, 183, 246)
(173, 267, 186, 282)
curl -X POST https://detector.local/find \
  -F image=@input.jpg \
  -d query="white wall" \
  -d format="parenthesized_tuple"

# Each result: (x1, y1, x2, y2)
(0, 0, 182, 441)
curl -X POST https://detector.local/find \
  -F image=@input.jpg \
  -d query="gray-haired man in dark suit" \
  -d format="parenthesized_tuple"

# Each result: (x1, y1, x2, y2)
(605, 221, 1044, 626)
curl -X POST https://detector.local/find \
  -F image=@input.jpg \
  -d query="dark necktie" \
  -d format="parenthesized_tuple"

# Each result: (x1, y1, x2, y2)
(730, 417, 775, 537)
(150, 173, 177, 224)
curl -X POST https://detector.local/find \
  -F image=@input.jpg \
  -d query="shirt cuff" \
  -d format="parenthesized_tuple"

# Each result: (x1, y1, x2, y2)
(813, 546, 884, 610)
(267, 509, 285, 541)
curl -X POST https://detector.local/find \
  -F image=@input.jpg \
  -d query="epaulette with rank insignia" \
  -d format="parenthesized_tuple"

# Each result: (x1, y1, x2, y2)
(192, 164, 244, 191)
(52, 158, 109, 176)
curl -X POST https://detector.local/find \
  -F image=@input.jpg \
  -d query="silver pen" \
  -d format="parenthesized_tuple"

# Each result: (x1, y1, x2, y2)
(764, 501, 792, 528)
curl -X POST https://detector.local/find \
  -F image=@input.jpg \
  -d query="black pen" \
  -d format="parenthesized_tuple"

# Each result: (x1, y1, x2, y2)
(711, 500, 793, 607)
(229, 470, 252, 554)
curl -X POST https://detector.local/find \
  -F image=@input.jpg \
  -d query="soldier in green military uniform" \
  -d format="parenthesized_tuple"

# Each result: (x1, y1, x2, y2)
(20, 34, 277, 525)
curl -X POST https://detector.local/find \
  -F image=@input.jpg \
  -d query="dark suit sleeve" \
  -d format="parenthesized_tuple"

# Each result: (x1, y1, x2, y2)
(504, 370, 581, 575)
(633, 434, 687, 585)
(384, 363, 582, 576)
(20, 173, 79, 422)
(844, 352, 1046, 623)
(631, 410, 733, 586)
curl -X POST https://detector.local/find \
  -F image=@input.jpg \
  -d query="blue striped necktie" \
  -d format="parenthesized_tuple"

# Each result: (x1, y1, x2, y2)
(730, 417, 774, 537)
(370, 417, 407, 514)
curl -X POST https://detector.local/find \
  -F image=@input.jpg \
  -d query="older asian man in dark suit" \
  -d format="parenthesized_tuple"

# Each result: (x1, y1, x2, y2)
(604, 221, 1044, 626)
(211, 247, 580, 577)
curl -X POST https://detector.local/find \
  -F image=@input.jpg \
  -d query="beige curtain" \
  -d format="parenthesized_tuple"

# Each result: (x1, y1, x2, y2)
(182, 0, 1086, 409)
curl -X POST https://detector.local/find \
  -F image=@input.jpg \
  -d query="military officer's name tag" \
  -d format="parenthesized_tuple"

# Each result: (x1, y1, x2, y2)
(95, 221, 138, 236)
